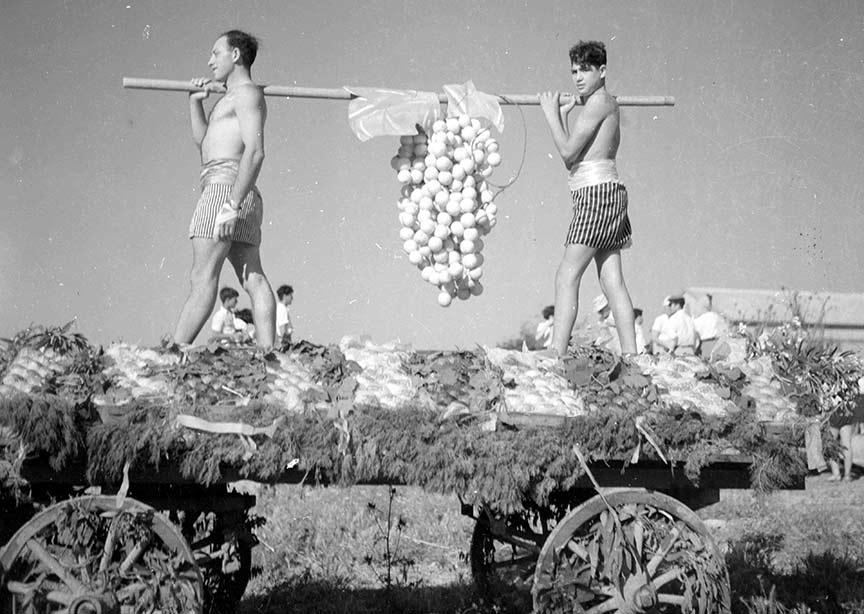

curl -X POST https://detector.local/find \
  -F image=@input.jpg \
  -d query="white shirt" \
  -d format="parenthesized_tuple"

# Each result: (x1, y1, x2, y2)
(635, 324, 647, 354)
(276, 302, 293, 336)
(535, 319, 554, 349)
(694, 311, 727, 341)
(211, 306, 238, 335)
(659, 310, 698, 352)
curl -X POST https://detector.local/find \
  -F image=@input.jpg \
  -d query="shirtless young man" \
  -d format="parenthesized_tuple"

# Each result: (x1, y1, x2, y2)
(172, 30, 276, 349)
(538, 40, 637, 357)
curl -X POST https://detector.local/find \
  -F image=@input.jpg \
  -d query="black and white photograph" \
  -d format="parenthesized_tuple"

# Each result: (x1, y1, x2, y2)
(2, 1, 864, 612)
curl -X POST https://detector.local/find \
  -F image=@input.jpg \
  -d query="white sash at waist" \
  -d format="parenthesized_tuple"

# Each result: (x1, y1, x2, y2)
(568, 159, 619, 191)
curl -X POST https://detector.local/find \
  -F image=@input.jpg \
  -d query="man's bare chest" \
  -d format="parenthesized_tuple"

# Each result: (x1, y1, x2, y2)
(208, 98, 237, 125)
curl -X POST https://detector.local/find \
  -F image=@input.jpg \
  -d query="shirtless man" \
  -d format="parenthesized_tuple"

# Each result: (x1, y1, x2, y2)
(538, 40, 637, 357)
(172, 30, 276, 349)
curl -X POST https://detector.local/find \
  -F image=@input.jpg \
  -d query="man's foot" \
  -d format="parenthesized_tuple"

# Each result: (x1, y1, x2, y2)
(827, 473, 842, 482)
(159, 334, 185, 355)
(535, 348, 560, 360)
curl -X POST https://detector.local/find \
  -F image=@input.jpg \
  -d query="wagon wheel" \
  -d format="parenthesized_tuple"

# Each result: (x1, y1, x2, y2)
(183, 510, 253, 614)
(532, 490, 730, 614)
(470, 513, 542, 611)
(471, 501, 577, 612)
(1, 494, 203, 614)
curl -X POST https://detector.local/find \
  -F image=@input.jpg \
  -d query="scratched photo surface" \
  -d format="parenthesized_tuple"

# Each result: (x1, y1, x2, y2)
(2, 0, 862, 348)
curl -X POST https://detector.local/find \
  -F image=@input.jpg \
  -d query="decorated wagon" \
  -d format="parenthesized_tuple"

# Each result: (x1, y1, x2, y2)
(0, 320, 858, 614)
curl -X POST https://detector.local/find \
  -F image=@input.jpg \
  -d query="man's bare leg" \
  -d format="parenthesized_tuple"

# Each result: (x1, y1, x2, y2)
(550, 243, 597, 356)
(228, 242, 276, 349)
(595, 249, 637, 355)
(173, 238, 232, 344)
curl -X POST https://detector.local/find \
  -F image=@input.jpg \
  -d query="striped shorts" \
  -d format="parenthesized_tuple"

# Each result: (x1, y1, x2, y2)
(565, 181, 632, 250)
(188, 183, 263, 246)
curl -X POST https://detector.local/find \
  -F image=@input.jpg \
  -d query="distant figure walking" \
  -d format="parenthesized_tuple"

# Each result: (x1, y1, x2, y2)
(171, 30, 276, 349)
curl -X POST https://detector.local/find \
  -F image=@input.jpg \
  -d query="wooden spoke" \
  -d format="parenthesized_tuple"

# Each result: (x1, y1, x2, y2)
(532, 490, 730, 614)
(658, 593, 688, 605)
(585, 598, 622, 614)
(1, 496, 203, 614)
(5, 581, 73, 606)
(98, 516, 121, 575)
(24, 539, 88, 595)
(488, 554, 537, 570)
(651, 566, 685, 590)
(118, 538, 150, 575)
(646, 521, 684, 577)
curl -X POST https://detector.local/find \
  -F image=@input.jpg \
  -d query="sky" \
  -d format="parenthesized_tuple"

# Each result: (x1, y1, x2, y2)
(2, 0, 864, 349)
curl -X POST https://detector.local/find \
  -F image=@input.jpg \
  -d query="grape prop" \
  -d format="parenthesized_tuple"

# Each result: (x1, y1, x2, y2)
(391, 115, 502, 307)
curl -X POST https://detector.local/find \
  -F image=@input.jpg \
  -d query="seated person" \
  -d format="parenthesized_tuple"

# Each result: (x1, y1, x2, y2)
(535, 305, 555, 350)
(210, 287, 245, 344)
(233, 308, 256, 344)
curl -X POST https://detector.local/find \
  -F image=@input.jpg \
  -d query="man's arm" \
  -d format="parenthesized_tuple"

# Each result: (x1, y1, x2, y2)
(190, 96, 208, 147)
(229, 85, 266, 206)
(188, 78, 223, 148)
(540, 93, 609, 167)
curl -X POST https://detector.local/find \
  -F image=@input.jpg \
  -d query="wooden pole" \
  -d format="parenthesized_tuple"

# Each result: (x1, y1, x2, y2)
(122, 77, 675, 107)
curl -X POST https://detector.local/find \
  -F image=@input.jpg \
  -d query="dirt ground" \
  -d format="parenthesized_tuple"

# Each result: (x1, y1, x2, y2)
(237, 474, 864, 613)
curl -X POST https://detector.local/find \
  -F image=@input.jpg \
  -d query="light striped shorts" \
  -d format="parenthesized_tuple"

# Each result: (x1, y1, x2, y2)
(188, 182, 263, 246)
(565, 181, 632, 250)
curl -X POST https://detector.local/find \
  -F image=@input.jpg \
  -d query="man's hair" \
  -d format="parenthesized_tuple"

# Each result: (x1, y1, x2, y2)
(569, 41, 606, 68)
(633, 308, 643, 318)
(220, 287, 239, 303)
(542, 305, 555, 320)
(669, 297, 686, 308)
(277, 284, 294, 299)
(221, 30, 259, 67)
(234, 308, 254, 325)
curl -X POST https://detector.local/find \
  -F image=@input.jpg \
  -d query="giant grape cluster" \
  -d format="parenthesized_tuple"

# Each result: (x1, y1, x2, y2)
(390, 115, 502, 306)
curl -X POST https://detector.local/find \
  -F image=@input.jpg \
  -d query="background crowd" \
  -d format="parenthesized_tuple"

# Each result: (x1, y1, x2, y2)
(534, 291, 728, 358)
(209, 283, 295, 349)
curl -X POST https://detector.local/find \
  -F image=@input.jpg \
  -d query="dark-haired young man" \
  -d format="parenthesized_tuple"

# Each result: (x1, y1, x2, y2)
(172, 30, 276, 349)
(538, 40, 637, 358)
(210, 286, 242, 342)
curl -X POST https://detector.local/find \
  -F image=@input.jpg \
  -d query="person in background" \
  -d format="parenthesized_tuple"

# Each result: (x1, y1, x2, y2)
(633, 308, 648, 354)
(276, 284, 294, 348)
(829, 378, 864, 482)
(657, 296, 699, 356)
(651, 296, 673, 354)
(535, 305, 555, 349)
(210, 286, 244, 343)
(234, 308, 255, 343)
(592, 295, 619, 352)
(693, 293, 728, 358)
